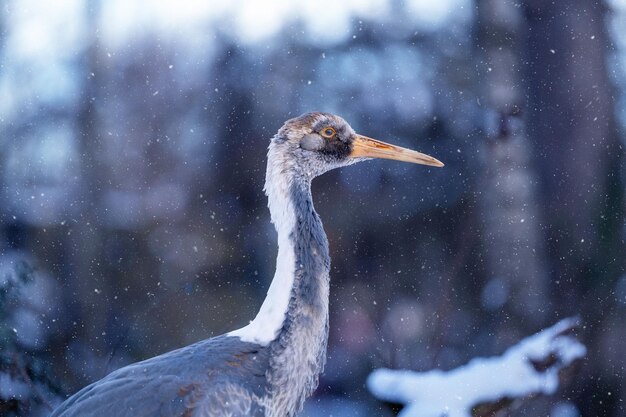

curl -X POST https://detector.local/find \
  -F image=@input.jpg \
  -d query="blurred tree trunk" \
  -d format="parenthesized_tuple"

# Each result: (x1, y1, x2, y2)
(523, 0, 623, 307)
(63, 0, 111, 384)
(524, 1, 625, 414)
(476, 0, 550, 331)
(0, 2, 5, 245)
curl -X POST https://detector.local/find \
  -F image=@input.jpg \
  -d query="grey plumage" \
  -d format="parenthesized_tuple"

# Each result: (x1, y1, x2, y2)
(50, 112, 443, 417)
(264, 180, 331, 415)
(52, 336, 271, 416)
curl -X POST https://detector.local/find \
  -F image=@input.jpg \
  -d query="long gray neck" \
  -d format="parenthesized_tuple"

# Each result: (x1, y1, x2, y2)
(228, 144, 331, 416)
(263, 150, 330, 416)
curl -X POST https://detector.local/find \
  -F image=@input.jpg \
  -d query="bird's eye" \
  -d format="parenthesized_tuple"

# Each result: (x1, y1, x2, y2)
(320, 127, 336, 138)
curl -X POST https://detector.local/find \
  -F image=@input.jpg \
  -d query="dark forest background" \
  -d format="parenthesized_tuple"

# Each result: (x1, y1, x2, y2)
(0, 0, 624, 416)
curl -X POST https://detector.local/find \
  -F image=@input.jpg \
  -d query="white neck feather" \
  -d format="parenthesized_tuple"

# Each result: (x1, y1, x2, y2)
(228, 144, 299, 345)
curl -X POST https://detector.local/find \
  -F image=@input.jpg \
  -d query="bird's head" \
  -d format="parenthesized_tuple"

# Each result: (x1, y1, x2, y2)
(270, 112, 443, 179)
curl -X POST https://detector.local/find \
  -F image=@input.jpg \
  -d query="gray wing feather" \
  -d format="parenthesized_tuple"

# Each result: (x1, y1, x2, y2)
(51, 336, 270, 417)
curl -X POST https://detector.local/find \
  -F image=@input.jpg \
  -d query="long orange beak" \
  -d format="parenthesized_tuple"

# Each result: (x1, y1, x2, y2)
(350, 134, 444, 167)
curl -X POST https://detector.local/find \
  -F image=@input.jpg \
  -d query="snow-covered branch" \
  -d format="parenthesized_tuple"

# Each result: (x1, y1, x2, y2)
(367, 318, 586, 417)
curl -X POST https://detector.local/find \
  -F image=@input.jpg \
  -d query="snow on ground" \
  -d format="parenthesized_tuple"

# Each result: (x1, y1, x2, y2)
(367, 318, 586, 417)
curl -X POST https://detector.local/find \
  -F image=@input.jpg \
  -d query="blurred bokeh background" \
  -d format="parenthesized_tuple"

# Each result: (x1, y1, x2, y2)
(0, 0, 624, 416)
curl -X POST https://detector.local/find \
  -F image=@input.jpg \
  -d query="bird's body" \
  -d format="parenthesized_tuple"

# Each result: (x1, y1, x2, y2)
(51, 112, 442, 417)
(52, 336, 272, 416)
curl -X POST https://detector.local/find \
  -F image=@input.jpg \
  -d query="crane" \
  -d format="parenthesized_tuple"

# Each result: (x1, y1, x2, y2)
(50, 112, 443, 417)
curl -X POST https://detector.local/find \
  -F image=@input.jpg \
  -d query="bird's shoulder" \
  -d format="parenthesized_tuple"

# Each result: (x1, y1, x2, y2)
(51, 335, 271, 417)
(137, 334, 270, 373)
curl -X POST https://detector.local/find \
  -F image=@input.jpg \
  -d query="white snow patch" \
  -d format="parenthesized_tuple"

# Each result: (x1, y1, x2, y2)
(368, 318, 586, 417)
(0, 373, 29, 400)
(551, 401, 581, 417)
(405, 0, 472, 30)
